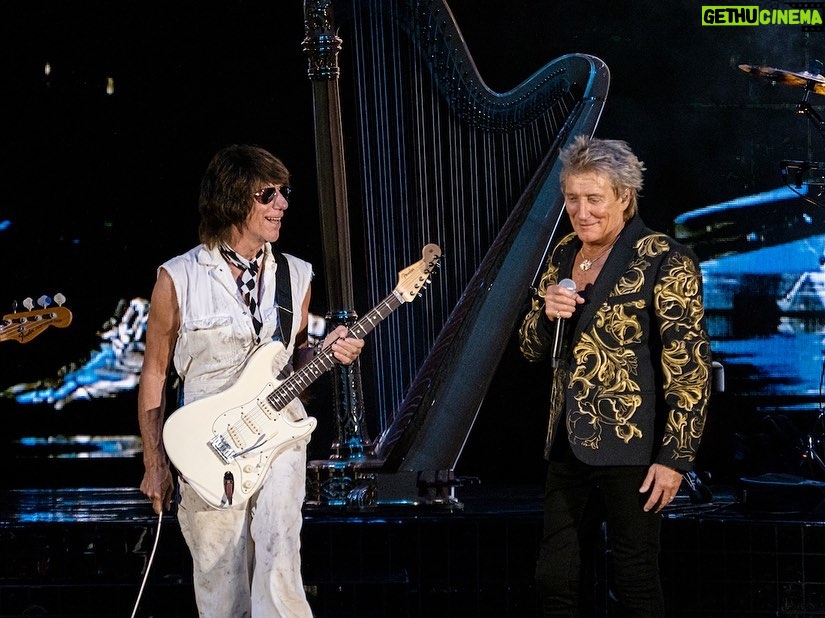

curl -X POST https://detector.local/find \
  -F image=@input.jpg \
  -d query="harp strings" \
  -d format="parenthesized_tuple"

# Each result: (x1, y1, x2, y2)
(352, 1, 426, 427)
(344, 0, 577, 431)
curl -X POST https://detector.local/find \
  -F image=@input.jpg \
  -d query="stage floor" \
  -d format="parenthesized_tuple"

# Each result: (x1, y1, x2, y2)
(2, 480, 824, 617)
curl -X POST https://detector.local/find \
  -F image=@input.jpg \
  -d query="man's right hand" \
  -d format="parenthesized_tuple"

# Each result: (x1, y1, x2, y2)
(140, 465, 175, 515)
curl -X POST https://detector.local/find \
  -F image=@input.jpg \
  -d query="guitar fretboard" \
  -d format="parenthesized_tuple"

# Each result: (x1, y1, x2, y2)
(267, 290, 404, 410)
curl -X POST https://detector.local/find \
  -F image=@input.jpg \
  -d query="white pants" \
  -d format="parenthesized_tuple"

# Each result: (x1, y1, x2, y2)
(177, 443, 313, 618)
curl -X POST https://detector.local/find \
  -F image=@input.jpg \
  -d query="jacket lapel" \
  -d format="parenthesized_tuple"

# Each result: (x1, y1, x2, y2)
(569, 216, 648, 344)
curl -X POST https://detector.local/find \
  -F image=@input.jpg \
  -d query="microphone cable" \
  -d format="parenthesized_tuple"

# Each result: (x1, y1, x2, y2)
(130, 509, 164, 618)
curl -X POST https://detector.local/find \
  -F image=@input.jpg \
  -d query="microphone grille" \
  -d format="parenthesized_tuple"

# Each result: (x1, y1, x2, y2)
(559, 278, 577, 292)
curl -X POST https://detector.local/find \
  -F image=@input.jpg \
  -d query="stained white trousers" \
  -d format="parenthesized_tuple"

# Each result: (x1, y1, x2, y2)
(177, 443, 313, 618)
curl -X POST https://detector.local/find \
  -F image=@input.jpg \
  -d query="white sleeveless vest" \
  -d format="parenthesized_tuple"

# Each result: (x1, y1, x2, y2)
(161, 243, 313, 406)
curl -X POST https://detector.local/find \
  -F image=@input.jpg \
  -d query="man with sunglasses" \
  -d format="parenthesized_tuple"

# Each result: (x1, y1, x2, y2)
(138, 144, 364, 616)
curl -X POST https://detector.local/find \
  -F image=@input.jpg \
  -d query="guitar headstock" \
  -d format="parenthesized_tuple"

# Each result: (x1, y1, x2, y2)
(1, 294, 73, 344)
(394, 243, 442, 302)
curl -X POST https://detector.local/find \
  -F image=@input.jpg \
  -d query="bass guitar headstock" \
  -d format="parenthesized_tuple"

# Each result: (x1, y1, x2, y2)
(1, 293, 73, 344)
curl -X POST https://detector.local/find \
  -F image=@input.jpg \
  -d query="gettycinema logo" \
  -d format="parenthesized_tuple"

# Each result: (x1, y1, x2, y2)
(702, 3, 825, 30)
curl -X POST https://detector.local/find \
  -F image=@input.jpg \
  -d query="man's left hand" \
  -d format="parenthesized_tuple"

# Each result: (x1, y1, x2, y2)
(325, 325, 365, 365)
(639, 463, 683, 513)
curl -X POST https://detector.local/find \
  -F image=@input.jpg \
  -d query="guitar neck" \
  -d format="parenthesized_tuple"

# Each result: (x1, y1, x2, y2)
(267, 290, 405, 410)
(347, 290, 405, 339)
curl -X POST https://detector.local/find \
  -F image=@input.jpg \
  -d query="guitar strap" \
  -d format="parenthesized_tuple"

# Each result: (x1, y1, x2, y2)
(272, 248, 293, 345)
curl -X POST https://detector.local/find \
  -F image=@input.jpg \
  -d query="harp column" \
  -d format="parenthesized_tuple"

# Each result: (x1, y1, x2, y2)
(302, 1, 373, 463)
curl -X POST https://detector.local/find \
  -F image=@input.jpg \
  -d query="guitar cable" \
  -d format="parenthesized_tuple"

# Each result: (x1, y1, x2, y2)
(130, 509, 164, 618)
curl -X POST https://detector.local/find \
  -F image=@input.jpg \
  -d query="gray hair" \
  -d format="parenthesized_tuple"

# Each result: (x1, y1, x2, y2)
(559, 135, 646, 220)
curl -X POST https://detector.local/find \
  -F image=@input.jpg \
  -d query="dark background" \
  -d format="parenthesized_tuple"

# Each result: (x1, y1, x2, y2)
(2, 1, 823, 488)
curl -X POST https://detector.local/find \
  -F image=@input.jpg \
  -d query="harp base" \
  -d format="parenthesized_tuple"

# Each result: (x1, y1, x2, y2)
(305, 460, 378, 508)
(305, 461, 465, 510)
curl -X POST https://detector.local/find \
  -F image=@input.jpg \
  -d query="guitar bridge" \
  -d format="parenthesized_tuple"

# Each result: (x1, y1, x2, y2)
(208, 434, 235, 464)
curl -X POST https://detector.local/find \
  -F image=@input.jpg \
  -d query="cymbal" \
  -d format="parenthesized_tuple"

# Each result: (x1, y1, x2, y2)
(739, 64, 825, 95)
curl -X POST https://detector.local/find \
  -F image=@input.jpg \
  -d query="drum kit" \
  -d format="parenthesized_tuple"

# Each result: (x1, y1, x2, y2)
(740, 61, 825, 192)
(739, 59, 825, 480)
(739, 60, 825, 132)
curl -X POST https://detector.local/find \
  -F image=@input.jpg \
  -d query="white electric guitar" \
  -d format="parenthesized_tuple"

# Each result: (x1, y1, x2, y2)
(162, 244, 442, 509)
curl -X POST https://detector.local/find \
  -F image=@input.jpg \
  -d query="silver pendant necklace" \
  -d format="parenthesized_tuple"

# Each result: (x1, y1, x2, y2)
(579, 238, 618, 271)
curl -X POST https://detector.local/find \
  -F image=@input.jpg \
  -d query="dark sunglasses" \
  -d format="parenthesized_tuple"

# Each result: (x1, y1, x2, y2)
(253, 186, 292, 204)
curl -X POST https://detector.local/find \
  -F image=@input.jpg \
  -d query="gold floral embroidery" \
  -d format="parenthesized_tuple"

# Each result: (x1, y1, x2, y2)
(568, 299, 646, 449)
(656, 253, 710, 461)
(612, 234, 666, 295)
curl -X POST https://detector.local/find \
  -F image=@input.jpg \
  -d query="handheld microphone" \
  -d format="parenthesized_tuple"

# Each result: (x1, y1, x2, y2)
(551, 278, 577, 368)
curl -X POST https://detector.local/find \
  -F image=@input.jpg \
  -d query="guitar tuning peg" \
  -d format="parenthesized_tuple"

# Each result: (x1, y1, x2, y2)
(11, 299, 18, 313)
(37, 295, 52, 309)
(54, 293, 66, 307)
(23, 297, 34, 311)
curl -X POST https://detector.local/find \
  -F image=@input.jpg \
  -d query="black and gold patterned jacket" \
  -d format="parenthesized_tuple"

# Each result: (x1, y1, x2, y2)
(518, 215, 711, 472)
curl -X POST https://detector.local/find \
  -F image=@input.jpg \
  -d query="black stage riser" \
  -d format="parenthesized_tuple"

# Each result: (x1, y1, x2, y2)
(3, 487, 825, 617)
